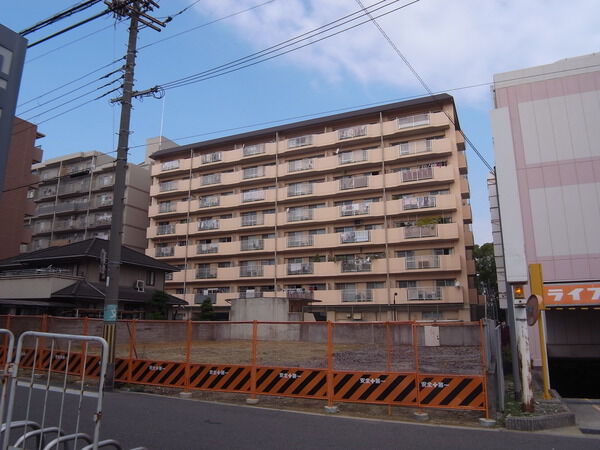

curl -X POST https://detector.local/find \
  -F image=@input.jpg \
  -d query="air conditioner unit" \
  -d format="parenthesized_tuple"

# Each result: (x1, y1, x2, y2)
(135, 280, 145, 292)
(352, 313, 362, 320)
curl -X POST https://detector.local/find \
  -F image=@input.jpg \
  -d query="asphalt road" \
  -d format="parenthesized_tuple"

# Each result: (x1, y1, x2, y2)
(6, 388, 600, 450)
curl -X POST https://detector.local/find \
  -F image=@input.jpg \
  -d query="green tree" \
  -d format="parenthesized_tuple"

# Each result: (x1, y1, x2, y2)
(473, 243, 497, 294)
(147, 290, 170, 320)
(198, 298, 215, 321)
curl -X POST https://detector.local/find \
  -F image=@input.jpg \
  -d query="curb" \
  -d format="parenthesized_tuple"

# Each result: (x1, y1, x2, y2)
(505, 412, 575, 431)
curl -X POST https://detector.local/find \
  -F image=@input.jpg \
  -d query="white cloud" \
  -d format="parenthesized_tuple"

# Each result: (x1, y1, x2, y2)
(195, 0, 600, 105)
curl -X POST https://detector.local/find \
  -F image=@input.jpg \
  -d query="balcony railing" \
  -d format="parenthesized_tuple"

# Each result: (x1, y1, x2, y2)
(58, 181, 90, 196)
(241, 215, 264, 226)
(397, 113, 430, 129)
(194, 293, 217, 304)
(55, 201, 89, 213)
(339, 150, 368, 165)
(288, 159, 313, 172)
(401, 167, 433, 183)
(287, 135, 313, 148)
(197, 243, 218, 254)
(202, 174, 221, 185)
(158, 203, 176, 213)
(285, 288, 314, 299)
(241, 239, 264, 251)
(37, 188, 57, 199)
(159, 181, 178, 192)
(157, 224, 176, 235)
(196, 269, 217, 279)
(201, 152, 222, 164)
(161, 160, 180, 171)
(338, 125, 367, 140)
(407, 287, 442, 301)
(341, 260, 372, 273)
(155, 247, 175, 257)
(340, 230, 370, 244)
(404, 224, 437, 239)
(288, 184, 312, 196)
(198, 219, 219, 230)
(341, 290, 373, 302)
(339, 176, 368, 190)
(243, 143, 265, 156)
(287, 262, 313, 275)
(36, 204, 56, 215)
(402, 195, 436, 210)
(242, 190, 265, 202)
(287, 236, 314, 248)
(287, 209, 313, 222)
(243, 167, 264, 179)
(240, 266, 263, 277)
(399, 139, 432, 155)
(92, 214, 112, 225)
(405, 255, 440, 270)
(340, 203, 369, 216)
(200, 196, 219, 208)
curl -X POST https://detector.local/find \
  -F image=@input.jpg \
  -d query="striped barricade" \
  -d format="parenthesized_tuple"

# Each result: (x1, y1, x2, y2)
(115, 358, 187, 388)
(255, 367, 327, 399)
(333, 372, 417, 406)
(417, 375, 486, 411)
(187, 364, 251, 393)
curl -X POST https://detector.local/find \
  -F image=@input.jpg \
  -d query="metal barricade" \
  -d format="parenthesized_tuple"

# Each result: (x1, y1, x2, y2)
(1, 331, 110, 450)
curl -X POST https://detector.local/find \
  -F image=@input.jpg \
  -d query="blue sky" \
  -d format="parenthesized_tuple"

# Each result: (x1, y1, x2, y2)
(4, 0, 600, 244)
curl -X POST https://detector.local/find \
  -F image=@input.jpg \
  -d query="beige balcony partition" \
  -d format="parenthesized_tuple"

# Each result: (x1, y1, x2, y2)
(462, 203, 472, 221)
(170, 268, 196, 283)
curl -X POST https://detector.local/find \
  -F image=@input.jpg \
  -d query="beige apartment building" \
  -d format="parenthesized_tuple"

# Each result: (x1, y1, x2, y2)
(28, 151, 150, 252)
(147, 94, 476, 321)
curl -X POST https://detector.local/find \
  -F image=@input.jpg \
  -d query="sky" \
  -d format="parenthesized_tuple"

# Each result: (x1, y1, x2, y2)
(4, 0, 600, 244)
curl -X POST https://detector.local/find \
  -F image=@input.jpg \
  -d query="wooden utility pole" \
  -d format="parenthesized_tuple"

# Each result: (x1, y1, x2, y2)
(103, 0, 164, 389)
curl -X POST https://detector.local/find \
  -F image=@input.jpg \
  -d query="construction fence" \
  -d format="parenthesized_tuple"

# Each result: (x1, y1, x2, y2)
(0, 316, 490, 417)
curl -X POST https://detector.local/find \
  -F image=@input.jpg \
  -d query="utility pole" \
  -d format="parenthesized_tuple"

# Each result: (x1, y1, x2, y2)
(103, 0, 164, 389)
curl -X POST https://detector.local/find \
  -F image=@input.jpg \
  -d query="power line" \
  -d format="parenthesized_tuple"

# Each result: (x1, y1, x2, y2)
(20, 0, 102, 36)
(160, 0, 411, 90)
(355, 0, 494, 173)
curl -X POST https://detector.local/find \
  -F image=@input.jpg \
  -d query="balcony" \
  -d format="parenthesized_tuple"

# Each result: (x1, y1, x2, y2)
(287, 135, 313, 149)
(55, 200, 89, 214)
(199, 196, 220, 208)
(155, 247, 175, 257)
(90, 214, 112, 226)
(36, 187, 57, 200)
(341, 260, 372, 273)
(339, 176, 368, 190)
(157, 224, 176, 235)
(402, 195, 436, 210)
(340, 230, 370, 244)
(35, 204, 56, 216)
(341, 290, 373, 302)
(53, 219, 86, 232)
(242, 190, 266, 203)
(240, 266, 263, 277)
(287, 184, 313, 197)
(401, 167, 433, 183)
(243, 143, 266, 157)
(201, 152, 222, 164)
(404, 224, 438, 239)
(407, 287, 442, 301)
(287, 236, 314, 248)
(285, 288, 314, 300)
(159, 180, 179, 192)
(197, 243, 218, 254)
(58, 181, 90, 196)
(196, 268, 217, 279)
(242, 166, 265, 179)
(287, 262, 313, 275)
(158, 203, 177, 214)
(405, 255, 440, 270)
(339, 203, 369, 217)
(202, 174, 221, 186)
(339, 149, 368, 165)
(161, 160, 180, 171)
(397, 113, 430, 129)
(241, 214, 264, 227)
(288, 158, 314, 172)
(198, 219, 219, 231)
(287, 209, 313, 222)
(338, 125, 367, 140)
(241, 239, 264, 251)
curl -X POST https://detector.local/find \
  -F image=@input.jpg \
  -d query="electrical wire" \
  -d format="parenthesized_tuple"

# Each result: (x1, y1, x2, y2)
(355, 0, 494, 173)
(20, 0, 102, 36)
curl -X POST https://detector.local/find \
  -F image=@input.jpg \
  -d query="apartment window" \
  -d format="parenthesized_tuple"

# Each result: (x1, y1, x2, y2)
(398, 280, 417, 288)
(243, 166, 264, 179)
(202, 173, 221, 185)
(397, 113, 430, 129)
(434, 248, 453, 255)
(436, 279, 456, 287)
(218, 262, 232, 268)
(162, 160, 180, 171)
(288, 158, 314, 172)
(243, 143, 266, 156)
(242, 189, 265, 202)
(201, 152, 222, 164)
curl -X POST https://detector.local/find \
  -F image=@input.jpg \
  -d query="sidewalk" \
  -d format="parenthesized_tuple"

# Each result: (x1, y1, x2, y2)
(563, 398, 600, 435)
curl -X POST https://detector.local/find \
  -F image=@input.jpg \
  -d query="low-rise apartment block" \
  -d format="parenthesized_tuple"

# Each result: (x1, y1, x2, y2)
(147, 94, 477, 321)
(28, 151, 150, 252)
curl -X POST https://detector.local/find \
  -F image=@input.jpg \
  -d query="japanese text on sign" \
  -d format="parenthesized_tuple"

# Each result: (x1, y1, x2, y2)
(544, 283, 600, 306)
(421, 381, 448, 388)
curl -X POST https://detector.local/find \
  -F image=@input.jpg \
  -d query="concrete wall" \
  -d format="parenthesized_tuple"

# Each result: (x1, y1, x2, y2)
(230, 297, 290, 322)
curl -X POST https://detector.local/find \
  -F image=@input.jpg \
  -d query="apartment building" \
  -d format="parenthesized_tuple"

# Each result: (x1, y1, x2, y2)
(147, 94, 476, 321)
(28, 151, 150, 252)
(0, 118, 43, 259)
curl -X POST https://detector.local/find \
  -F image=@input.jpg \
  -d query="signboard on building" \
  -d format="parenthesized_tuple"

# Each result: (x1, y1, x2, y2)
(0, 25, 27, 194)
(543, 283, 600, 306)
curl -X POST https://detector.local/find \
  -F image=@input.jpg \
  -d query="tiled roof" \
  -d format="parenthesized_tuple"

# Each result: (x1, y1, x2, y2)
(0, 238, 177, 272)
(51, 280, 187, 305)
